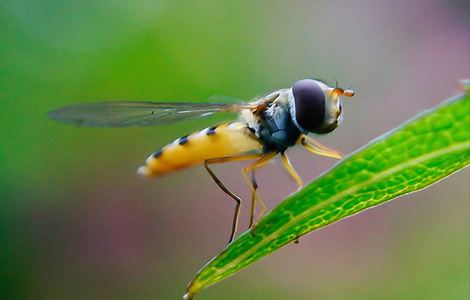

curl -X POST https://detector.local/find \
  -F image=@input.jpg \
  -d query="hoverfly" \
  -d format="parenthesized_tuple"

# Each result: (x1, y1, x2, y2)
(48, 78, 354, 243)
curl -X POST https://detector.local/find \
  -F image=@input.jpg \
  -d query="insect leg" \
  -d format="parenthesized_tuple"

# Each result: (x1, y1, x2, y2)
(249, 171, 258, 229)
(300, 134, 343, 159)
(280, 152, 303, 244)
(242, 153, 277, 230)
(280, 152, 303, 191)
(204, 154, 261, 244)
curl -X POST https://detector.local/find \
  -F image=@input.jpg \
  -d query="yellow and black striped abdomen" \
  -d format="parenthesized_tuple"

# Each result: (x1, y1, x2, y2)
(138, 122, 264, 176)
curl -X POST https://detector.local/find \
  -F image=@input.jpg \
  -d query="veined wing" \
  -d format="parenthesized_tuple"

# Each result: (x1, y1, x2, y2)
(48, 101, 250, 127)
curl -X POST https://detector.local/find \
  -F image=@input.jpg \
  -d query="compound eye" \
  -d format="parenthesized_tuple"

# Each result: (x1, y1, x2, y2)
(292, 79, 326, 132)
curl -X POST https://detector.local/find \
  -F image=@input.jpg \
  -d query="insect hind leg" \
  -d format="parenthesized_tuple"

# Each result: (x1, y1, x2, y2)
(204, 154, 261, 244)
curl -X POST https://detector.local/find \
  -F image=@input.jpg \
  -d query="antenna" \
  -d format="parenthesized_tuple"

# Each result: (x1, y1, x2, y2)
(331, 80, 355, 98)
(331, 87, 355, 98)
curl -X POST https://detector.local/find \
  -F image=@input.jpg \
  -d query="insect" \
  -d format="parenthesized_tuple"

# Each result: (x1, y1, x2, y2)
(48, 78, 354, 243)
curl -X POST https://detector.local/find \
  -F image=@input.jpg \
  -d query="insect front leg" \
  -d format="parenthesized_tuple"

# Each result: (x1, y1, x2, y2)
(300, 134, 343, 159)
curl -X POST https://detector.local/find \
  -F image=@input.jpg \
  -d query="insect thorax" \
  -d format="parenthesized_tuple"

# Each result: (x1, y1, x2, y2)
(246, 91, 302, 153)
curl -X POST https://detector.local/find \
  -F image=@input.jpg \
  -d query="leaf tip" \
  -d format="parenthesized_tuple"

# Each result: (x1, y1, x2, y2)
(184, 280, 199, 300)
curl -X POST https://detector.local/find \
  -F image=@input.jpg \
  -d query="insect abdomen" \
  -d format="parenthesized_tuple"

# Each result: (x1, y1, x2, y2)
(138, 122, 263, 176)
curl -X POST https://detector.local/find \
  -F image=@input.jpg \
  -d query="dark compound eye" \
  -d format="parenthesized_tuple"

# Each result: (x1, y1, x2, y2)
(292, 79, 326, 133)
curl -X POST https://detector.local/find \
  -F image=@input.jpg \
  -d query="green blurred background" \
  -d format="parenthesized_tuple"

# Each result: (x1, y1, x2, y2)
(1, 1, 469, 299)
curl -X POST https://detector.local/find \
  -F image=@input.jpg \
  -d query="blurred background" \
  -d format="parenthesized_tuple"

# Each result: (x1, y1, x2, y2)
(1, 0, 469, 299)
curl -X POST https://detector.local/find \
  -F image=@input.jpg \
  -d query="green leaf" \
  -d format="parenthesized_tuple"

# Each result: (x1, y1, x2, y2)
(184, 86, 470, 299)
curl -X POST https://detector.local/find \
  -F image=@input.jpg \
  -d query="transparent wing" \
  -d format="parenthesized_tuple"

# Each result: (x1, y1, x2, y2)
(48, 101, 249, 127)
